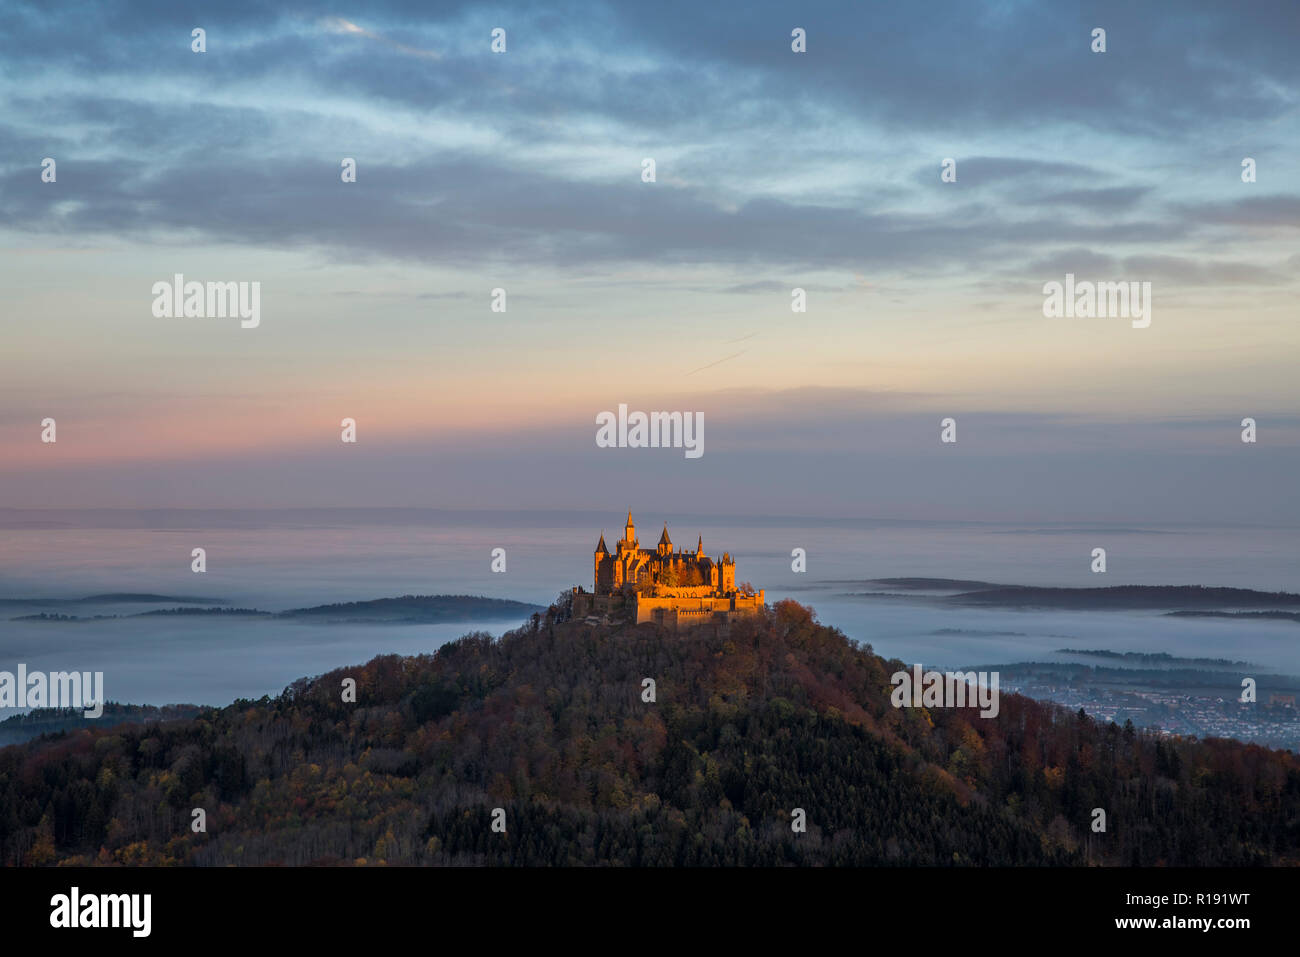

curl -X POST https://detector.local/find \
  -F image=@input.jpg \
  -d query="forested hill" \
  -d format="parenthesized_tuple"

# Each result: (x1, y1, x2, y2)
(3, 599, 1298, 866)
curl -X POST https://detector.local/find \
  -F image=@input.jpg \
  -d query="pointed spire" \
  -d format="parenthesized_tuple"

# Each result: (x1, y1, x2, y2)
(595, 531, 607, 554)
(696, 534, 704, 555)
(658, 524, 672, 546)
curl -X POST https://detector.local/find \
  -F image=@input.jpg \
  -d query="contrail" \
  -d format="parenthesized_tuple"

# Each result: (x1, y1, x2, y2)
(686, 351, 746, 376)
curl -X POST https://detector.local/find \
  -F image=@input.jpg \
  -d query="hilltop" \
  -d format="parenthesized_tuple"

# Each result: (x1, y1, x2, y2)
(2, 597, 1297, 866)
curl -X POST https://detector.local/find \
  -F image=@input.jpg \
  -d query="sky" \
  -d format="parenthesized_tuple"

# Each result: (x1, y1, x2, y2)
(1, 0, 1297, 522)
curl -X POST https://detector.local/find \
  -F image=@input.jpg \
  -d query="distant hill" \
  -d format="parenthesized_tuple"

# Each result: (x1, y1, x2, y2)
(857, 579, 1300, 611)
(1167, 610, 1300, 623)
(134, 607, 271, 617)
(3, 598, 1298, 866)
(867, 578, 1004, 590)
(14, 608, 269, 622)
(79, 593, 221, 604)
(0, 593, 221, 608)
(0, 704, 202, 747)
(278, 594, 545, 623)
(9, 594, 545, 624)
(1055, 648, 1249, 667)
(950, 584, 1300, 609)
(11, 613, 116, 622)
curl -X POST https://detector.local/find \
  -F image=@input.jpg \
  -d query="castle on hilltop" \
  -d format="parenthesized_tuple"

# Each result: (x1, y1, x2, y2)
(571, 511, 765, 627)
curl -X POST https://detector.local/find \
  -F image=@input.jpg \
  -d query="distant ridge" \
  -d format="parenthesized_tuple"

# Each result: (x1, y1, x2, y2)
(79, 593, 221, 604)
(948, 584, 1300, 609)
(0, 593, 221, 607)
(867, 578, 1004, 590)
(279, 594, 544, 623)
(1166, 610, 1300, 623)
(855, 579, 1300, 611)
(8, 594, 545, 624)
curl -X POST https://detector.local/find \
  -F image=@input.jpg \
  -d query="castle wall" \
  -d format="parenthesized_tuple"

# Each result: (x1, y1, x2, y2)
(576, 584, 764, 628)
(634, 592, 765, 626)
(573, 589, 627, 620)
(647, 584, 715, 598)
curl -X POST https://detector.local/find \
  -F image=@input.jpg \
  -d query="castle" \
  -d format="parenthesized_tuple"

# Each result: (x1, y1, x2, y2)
(571, 511, 765, 627)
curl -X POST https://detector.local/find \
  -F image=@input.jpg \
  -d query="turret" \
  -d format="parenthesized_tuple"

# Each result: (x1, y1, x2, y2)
(594, 532, 609, 592)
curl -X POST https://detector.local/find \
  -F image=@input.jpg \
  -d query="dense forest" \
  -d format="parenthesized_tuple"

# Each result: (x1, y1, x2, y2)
(1, 598, 1297, 866)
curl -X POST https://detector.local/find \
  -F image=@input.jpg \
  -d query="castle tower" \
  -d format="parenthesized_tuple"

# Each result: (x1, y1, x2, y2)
(696, 535, 704, 557)
(594, 532, 608, 591)
(657, 524, 672, 557)
(720, 551, 735, 592)
(623, 509, 636, 547)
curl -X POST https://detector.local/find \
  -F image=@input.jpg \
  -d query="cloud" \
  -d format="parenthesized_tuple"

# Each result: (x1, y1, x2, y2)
(721, 281, 787, 294)
(1023, 248, 1119, 276)
(1176, 195, 1300, 229)
(1120, 255, 1294, 286)
(0, 152, 1199, 276)
(1033, 186, 1152, 210)
(915, 157, 1102, 188)
(321, 17, 443, 60)
(0, 0, 1294, 292)
(1014, 250, 1294, 287)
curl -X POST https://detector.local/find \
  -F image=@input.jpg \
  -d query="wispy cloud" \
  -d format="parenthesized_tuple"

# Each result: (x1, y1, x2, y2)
(321, 17, 442, 60)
